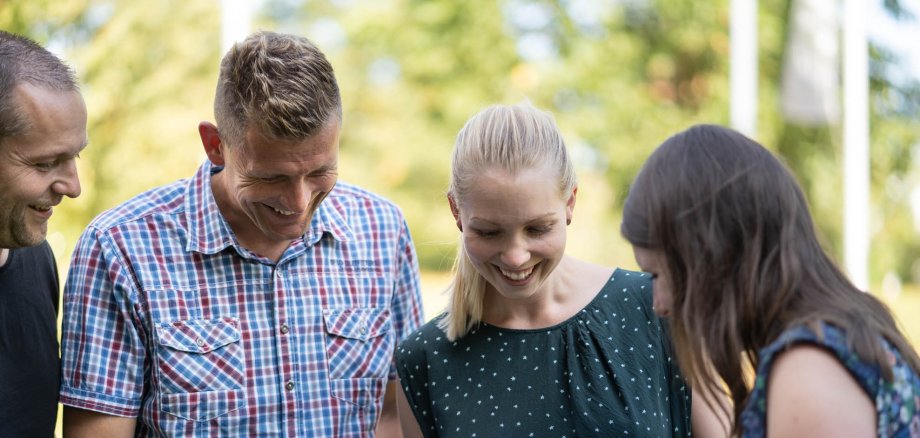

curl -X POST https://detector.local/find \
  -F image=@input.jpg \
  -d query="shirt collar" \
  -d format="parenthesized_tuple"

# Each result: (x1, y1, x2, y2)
(185, 161, 235, 254)
(303, 184, 355, 245)
(184, 161, 353, 255)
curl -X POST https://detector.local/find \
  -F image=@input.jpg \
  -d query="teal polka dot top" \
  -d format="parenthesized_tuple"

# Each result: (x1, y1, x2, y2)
(396, 268, 692, 437)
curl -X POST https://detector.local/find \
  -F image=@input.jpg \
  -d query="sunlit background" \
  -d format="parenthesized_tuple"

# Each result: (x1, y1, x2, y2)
(5, 0, 920, 375)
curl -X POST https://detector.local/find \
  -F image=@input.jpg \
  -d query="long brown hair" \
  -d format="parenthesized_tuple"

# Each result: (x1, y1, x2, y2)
(621, 124, 920, 434)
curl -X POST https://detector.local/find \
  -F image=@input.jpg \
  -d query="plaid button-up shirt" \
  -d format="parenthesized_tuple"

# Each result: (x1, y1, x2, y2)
(60, 161, 424, 437)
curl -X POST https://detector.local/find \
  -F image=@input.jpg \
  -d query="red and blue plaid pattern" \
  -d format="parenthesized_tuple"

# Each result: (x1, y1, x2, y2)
(60, 161, 424, 436)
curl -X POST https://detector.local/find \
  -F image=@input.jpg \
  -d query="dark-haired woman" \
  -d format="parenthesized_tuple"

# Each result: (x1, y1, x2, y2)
(622, 124, 920, 437)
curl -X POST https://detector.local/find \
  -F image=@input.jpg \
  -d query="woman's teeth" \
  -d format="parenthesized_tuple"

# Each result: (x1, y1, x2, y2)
(272, 207, 295, 216)
(500, 266, 533, 281)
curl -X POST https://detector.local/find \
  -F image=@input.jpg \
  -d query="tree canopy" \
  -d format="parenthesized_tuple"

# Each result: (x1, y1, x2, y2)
(5, 0, 920, 288)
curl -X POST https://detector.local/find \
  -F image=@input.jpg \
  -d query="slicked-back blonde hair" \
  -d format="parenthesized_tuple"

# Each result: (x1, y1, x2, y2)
(214, 31, 341, 146)
(439, 102, 576, 340)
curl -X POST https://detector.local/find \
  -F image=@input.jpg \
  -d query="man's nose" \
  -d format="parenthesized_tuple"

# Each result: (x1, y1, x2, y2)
(53, 159, 81, 198)
(282, 179, 312, 212)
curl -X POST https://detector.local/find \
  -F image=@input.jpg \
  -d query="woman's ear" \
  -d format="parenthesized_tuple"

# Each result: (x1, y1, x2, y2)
(448, 194, 462, 232)
(199, 121, 225, 165)
(565, 186, 577, 225)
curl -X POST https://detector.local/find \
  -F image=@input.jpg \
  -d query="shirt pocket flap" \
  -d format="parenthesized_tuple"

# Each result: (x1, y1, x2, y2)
(323, 308, 391, 341)
(158, 317, 241, 354)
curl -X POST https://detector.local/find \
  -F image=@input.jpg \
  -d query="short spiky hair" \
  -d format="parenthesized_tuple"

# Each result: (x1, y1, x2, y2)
(0, 30, 79, 139)
(214, 31, 342, 146)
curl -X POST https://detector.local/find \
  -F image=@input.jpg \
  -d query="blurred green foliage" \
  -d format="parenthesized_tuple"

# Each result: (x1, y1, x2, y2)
(4, 0, 920, 289)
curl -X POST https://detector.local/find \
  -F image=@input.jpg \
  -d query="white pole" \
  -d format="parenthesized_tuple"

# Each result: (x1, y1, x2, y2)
(730, 0, 758, 138)
(221, 0, 253, 54)
(843, 0, 870, 290)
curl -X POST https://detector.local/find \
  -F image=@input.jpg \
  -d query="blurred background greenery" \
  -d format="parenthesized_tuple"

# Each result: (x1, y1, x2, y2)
(3, 0, 919, 344)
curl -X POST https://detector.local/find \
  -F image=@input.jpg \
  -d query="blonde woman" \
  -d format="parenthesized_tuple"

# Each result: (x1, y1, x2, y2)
(396, 103, 720, 437)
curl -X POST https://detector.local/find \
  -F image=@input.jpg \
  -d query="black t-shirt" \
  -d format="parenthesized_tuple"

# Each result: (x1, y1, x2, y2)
(0, 241, 60, 437)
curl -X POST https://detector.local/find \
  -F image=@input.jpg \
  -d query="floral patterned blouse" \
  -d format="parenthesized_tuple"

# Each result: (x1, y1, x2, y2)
(741, 322, 920, 437)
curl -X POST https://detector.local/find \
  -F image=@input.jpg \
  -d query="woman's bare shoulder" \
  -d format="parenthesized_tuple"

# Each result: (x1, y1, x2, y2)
(765, 344, 875, 437)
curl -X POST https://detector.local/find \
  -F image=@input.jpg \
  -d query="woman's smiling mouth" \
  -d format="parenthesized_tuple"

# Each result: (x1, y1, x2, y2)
(499, 265, 535, 281)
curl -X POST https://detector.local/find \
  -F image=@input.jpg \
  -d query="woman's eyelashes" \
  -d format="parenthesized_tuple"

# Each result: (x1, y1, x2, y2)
(470, 224, 554, 238)
(472, 228, 499, 238)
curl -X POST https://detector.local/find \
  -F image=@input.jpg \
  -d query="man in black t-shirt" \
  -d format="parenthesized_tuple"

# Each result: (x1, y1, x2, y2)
(0, 31, 87, 437)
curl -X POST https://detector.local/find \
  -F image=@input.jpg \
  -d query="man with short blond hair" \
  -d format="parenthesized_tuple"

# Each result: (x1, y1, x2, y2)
(61, 31, 424, 437)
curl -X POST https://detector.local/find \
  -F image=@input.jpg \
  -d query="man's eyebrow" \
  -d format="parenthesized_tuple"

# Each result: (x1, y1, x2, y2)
(311, 163, 338, 174)
(31, 141, 90, 161)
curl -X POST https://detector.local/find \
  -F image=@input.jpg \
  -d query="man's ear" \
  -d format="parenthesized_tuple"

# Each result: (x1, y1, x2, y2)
(199, 121, 225, 166)
(448, 194, 462, 232)
(565, 186, 577, 225)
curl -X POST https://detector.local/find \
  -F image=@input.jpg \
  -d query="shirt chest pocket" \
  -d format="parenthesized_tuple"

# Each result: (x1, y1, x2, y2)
(155, 317, 245, 421)
(322, 308, 393, 380)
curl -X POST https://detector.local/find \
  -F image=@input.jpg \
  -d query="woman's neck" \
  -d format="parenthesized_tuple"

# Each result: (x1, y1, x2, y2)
(481, 257, 611, 330)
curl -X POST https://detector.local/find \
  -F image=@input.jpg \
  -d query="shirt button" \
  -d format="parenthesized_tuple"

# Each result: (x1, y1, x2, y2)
(280, 324, 290, 334)
(285, 380, 295, 392)
(359, 323, 367, 334)
(275, 269, 283, 278)
(196, 338, 205, 347)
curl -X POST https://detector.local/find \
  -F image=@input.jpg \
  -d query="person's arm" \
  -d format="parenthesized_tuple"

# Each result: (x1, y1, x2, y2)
(63, 407, 136, 438)
(396, 379, 424, 438)
(381, 216, 426, 436)
(690, 386, 731, 438)
(765, 345, 875, 437)
(60, 228, 146, 428)
(374, 380, 403, 438)
(390, 217, 425, 337)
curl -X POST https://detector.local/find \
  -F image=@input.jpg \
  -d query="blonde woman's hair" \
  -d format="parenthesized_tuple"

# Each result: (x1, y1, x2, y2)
(439, 102, 576, 340)
(214, 30, 341, 147)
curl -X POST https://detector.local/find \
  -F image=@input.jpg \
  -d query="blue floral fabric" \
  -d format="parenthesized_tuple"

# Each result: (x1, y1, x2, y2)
(741, 322, 920, 437)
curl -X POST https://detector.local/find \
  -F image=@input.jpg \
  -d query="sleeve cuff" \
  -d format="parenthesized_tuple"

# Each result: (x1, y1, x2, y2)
(59, 386, 140, 418)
